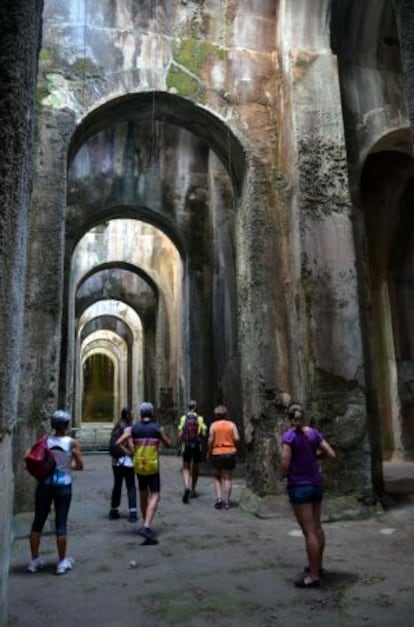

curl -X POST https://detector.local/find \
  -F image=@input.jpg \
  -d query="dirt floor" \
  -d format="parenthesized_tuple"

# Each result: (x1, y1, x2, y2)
(8, 454, 414, 627)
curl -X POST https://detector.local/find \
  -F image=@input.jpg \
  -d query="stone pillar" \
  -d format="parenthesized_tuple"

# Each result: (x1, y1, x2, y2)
(0, 1, 43, 622)
(14, 106, 75, 513)
(393, 0, 414, 141)
(237, 156, 291, 497)
(278, 0, 373, 501)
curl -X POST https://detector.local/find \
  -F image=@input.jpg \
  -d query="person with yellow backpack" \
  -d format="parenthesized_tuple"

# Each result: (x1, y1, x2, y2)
(116, 402, 172, 544)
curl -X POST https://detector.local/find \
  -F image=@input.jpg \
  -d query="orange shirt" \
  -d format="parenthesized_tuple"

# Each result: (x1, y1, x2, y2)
(210, 420, 237, 455)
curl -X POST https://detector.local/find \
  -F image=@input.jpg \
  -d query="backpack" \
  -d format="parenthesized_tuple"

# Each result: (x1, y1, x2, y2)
(108, 423, 125, 459)
(133, 443, 159, 475)
(24, 435, 56, 481)
(131, 422, 161, 475)
(182, 412, 199, 445)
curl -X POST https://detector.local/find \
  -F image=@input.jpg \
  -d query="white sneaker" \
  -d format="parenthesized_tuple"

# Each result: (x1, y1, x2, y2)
(27, 557, 45, 573)
(56, 557, 74, 575)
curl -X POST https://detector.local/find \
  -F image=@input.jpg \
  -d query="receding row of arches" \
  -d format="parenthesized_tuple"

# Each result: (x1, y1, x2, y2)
(61, 93, 245, 441)
(63, 89, 414, 466)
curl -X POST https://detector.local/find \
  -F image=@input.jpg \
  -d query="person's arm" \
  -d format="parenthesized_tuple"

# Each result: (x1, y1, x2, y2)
(206, 424, 215, 459)
(116, 426, 134, 456)
(280, 443, 292, 475)
(177, 415, 184, 442)
(318, 438, 336, 459)
(198, 416, 207, 437)
(160, 429, 173, 448)
(232, 423, 240, 445)
(71, 439, 84, 471)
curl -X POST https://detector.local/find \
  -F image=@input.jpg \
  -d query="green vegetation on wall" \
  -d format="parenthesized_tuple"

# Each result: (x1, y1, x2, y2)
(167, 37, 226, 98)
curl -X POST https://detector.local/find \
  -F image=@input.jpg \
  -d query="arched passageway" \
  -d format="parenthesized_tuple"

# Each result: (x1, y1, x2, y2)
(61, 92, 245, 439)
(361, 145, 414, 462)
(82, 351, 116, 422)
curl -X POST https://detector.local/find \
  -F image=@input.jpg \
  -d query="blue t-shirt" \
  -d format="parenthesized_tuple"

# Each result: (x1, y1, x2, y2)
(281, 427, 323, 487)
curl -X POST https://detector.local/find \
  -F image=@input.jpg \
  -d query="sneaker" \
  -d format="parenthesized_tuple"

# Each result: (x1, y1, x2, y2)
(56, 557, 74, 575)
(128, 511, 138, 523)
(138, 526, 158, 544)
(214, 499, 223, 510)
(182, 488, 191, 504)
(190, 490, 199, 498)
(108, 509, 120, 520)
(27, 557, 45, 573)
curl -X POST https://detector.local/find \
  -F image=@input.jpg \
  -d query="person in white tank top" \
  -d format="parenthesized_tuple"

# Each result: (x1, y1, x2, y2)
(26, 410, 84, 575)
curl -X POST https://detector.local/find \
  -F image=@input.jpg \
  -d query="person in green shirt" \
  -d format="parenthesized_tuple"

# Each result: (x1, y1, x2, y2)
(177, 400, 207, 503)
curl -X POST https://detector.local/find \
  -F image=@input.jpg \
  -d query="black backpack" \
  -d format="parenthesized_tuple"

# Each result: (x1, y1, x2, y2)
(108, 423, 125, 459)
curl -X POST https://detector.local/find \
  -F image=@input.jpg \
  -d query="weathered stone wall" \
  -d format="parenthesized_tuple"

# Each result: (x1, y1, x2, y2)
(394, 0, 414, 138)
(331, 0, 413, 472)
(16, 0, 411, 520)
(14, 105, 75, 514)
(0, 1, 43, 622)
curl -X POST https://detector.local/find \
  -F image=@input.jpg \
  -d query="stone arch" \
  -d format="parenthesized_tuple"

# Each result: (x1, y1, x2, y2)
(66, 219, 182, 419)
(68, 91, 247, 197)
(360, 131, 414, 462)
(78, 303, 143, 422)
(62, 91, 245, 430)
(81, 342, 120, 424)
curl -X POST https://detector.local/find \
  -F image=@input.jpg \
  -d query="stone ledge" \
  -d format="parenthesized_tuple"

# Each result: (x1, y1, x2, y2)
(239, 487, 383, 522)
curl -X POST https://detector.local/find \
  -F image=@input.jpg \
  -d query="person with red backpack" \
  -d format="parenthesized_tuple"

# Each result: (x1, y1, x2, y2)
(25, 410, 84, 575)
(178, 400, 207, 503)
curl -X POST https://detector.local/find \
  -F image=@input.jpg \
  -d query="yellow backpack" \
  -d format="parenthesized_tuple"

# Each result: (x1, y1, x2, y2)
(133, 441, 159, 475)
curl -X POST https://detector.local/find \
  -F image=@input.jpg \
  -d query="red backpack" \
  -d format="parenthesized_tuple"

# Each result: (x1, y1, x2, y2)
(24, 435, 56, 481)
(182, 413, 199, 445)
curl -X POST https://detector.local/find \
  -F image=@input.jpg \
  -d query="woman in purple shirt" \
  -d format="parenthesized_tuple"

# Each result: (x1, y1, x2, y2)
(281, 402, 335, 588)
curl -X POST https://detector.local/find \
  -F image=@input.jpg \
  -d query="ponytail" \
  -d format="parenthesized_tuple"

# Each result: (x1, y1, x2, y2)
(287, 402, 305, 431)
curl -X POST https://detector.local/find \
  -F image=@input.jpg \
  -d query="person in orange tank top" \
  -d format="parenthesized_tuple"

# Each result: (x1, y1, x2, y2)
(206, 405, 240, 510)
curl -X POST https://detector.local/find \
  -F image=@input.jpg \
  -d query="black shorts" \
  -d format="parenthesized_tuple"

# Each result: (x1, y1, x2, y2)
(137, 473, 160, 493)
(287, 485, 323, 504)
(210, 453, 237, 471)
(182, 444, 201, 464)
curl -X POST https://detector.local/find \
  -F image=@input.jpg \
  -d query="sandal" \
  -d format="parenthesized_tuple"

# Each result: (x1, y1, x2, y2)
(304, 566, 326, 577)
(294, 578, 320, 588)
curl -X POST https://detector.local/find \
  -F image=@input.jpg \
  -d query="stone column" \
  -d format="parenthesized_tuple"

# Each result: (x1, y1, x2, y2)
(393, 0, 414, 141)
(237, 156, 291, 498)
(278, 0, 373, 502)
(14, 106, 75, 513)
(0, 1, 43, 622)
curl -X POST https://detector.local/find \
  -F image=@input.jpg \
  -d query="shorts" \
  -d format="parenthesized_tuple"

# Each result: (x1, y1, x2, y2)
(287, 484, 323, 505)
(182, 444, 201, 464)
(210, 453, 237, 471)
(137, 472, 160, 493)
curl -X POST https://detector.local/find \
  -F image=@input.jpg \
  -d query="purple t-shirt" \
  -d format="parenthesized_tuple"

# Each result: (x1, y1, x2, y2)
(281, 427, 323, 487)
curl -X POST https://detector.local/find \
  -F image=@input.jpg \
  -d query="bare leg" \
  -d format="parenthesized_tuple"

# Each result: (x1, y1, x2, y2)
(139, 489, 148, 519)
(143, 492, 161, 528)
(214, 470, 222, 501)
(292, 503, 322, 582)
(29, 531, 41, 559)
(182, 462, 191, 489)
(56, 535, 67, 561)
(191, 463, 199, 492)
(312, 501, 325, 569)
(222, 471, 232, 503)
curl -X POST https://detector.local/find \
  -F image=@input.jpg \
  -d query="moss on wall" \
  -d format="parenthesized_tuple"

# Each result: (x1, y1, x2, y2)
(167, 65, 199, 97)
(167, 37, 226, 98)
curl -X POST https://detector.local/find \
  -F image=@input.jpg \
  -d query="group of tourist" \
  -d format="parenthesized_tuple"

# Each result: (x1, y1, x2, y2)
(25, 400, 335, 589)
(109, 400, 240, 544)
